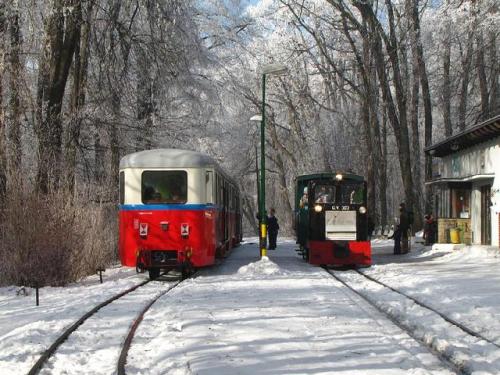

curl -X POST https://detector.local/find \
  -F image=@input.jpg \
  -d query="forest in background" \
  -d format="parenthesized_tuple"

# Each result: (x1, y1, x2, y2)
(0, 0, 498, 285)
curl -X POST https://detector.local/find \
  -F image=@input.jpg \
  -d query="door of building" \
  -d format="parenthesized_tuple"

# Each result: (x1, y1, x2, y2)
(481, 185, 491, 245)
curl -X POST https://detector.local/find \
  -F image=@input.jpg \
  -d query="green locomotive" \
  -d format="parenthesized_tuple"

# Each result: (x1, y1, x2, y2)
(295, 172, 371, 266)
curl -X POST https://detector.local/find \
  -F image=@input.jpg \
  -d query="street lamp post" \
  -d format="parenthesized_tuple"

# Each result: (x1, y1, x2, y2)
(253, 63, 287, 258)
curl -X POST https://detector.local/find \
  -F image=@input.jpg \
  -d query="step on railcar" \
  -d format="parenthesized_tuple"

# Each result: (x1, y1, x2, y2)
(295, 172, 371, 267)
(119, 149, 242, 279)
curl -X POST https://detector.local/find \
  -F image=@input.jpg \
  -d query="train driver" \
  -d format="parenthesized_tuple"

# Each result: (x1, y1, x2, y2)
(315, 186, 332, 203)
(299, 187, 308, 208)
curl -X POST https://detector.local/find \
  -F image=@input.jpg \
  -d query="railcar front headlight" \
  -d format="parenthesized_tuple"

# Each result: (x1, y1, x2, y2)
(335, 173, 343, 181)
(359, 206, 367, 214)
(314, 204, 323, 213)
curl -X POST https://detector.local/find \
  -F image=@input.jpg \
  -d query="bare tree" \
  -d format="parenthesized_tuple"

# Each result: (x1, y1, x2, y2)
(0, 3, 6, 201)
(35, 0, 82, 193)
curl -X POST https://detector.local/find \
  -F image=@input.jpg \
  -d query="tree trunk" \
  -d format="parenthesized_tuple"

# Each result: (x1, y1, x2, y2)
(407, 0, 430, 224)
(8, 4, 22, 182)
(0, 3, 7, 201)
(458, 35, 473, 131)
(36, 0, 82, 193)
(355, 2, 416, 216)
(381, 106, 388, 226)
(476, 32, 489, 120)
(65, 1, 93, 193)
(267, 112, 294, 233)
(442, 31, 452, 136)
(361, 33, 376, 219)
(135, 47, 154, 151)
(490, 32, 499, 114)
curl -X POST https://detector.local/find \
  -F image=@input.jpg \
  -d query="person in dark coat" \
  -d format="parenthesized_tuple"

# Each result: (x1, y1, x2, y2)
(399, 202, 410, 254)
(423, 214, 437, 246)
(389, 224, 402, 255)
(267, 208, 279, 250)
(367, 215, 375, 240)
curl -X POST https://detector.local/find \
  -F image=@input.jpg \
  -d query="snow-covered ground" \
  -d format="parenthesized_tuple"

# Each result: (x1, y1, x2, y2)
(1, 238, 499, 374)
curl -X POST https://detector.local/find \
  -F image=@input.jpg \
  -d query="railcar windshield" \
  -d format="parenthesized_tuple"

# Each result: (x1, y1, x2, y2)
(141, 170, 187, 204)
(339, 182, 365, 205)
(313, 184, 335, 203)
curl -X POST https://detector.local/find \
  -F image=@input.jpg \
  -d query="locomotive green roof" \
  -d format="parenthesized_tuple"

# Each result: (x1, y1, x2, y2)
(296, 172, 364, 182)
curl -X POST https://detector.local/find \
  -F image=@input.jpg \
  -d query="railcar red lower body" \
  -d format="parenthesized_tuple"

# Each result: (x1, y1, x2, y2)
(308, 240, 371, 266)
(119, 205, 240, 272)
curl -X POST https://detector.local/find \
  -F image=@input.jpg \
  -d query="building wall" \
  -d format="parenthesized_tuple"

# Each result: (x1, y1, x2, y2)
(437, 218, 472, 244)
(440, 138, 499, 178)
(471, 185, 481, 244)
(436, 137, 500, 246)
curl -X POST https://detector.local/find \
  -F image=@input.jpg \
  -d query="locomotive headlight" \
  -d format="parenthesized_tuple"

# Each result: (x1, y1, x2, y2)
(314, 204, 323, 213)
(335, 173, 343, 181)
(359, 206, 367, 214)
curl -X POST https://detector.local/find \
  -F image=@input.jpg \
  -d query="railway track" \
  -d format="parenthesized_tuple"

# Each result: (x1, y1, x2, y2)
(27, 273, 189, 375)
(117, 276, 185, 375)
(353, 269, 500, 350)
(325, 267, 500, 375)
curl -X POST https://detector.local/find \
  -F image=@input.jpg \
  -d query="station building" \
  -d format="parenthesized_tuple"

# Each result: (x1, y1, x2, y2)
(425, 114, 500, 246)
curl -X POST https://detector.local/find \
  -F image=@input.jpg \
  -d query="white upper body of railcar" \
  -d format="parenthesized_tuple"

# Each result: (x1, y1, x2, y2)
(119, 149, 236, 206)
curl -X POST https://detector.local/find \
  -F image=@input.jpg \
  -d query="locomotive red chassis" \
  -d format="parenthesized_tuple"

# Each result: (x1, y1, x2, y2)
(308, 240, 371, 266)
(119, 204, 239, 271)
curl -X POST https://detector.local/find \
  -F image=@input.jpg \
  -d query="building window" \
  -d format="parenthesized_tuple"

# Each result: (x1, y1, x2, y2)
(451, 188, 471, 218)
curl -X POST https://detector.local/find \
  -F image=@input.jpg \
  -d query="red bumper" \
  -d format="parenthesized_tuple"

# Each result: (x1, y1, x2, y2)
(308, 240, 371, 266)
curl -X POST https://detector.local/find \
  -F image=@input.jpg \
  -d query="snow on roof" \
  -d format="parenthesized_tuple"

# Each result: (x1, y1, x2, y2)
(425, 114, 500, 157)
(119, 148, 218, 169)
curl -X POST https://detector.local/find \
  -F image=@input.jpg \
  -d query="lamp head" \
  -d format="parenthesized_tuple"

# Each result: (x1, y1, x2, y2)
(261, 63, 288, 76)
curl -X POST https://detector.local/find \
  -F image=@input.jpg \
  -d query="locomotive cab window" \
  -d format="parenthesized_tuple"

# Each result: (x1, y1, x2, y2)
(141, 170, 187, 204)
(314, 184, 335, 203)
(340, 183, 365, 205)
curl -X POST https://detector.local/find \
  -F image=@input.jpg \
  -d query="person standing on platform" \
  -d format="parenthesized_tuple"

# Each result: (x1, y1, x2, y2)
(399, 202, 410, 254)
(267, 208, 279, 250)
(389, 224, 402, 255)
(424, 214, 437, 246)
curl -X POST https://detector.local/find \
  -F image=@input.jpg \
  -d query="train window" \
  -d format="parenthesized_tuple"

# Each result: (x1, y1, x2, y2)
(206, 170, 214, 204)
(141, 170, 187, 204)
(340, 183, 365, 205)
(314, 185, 335, 203)
(119, 172, 125, 205)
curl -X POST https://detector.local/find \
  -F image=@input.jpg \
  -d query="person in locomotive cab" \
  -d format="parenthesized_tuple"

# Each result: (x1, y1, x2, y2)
(267, 208, 279, 250)
(300, 187, 309, 208)
(315, 186, 331, 203)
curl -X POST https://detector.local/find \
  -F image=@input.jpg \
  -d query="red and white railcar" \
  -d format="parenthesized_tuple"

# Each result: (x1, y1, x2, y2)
(119, 149, 242, 279)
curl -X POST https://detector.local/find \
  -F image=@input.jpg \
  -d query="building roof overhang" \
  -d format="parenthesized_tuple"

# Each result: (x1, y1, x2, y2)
(425, 174, 495, 185)
(425, 115, 500, 157)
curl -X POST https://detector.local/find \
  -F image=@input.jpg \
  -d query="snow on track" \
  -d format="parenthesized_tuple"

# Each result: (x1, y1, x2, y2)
(333, 270, 500, 374)
(126, 240, 452, 374)
(39, 280, 177, 375)
(0, 267, 146, 375)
